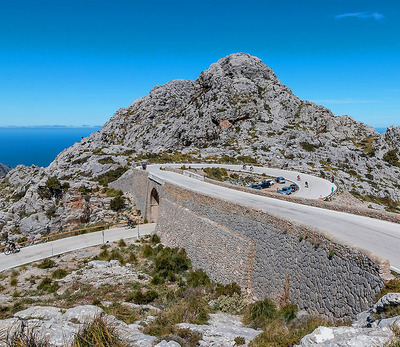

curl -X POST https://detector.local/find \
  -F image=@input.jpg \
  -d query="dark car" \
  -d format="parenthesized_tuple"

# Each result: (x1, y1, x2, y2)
(289, 183, 299, 192)
(249, 184, 262, 190)
(275, 176, 286, 184)
(260, 180, 272, 189)
(277, 186, 292, 195)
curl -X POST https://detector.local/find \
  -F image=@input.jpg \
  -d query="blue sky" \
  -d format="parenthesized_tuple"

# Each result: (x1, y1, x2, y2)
(0, 0, 399, 127)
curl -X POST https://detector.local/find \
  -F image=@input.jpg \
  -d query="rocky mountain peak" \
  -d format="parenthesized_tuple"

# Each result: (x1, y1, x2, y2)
(197, 53, 281, 89)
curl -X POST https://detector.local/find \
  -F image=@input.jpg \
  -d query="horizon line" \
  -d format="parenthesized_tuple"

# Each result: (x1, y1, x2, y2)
(0, 125, 103, 129)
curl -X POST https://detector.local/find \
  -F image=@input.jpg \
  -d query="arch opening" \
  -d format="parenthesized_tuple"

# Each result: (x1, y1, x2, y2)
(149, 188, 160, 223)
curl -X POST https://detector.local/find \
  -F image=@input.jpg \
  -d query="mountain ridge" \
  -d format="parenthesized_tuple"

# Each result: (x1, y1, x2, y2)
(0, 52, 399, 238)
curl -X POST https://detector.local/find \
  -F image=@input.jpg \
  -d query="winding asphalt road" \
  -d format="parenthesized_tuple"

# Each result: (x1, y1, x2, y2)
(145, 164, 400, 272)
(0, 224, 156, 272)
(2, 164, 400, 274)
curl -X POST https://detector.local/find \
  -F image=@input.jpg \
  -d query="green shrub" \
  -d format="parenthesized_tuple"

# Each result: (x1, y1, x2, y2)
(203, 167, 228, 181)
(300, 141, 316, 152)
(37, 277, 58, 293)
(153, 248, 191, 279)
(118, 239, 127, 247)
(104, 188, 123, 197)
(383, 149, 400, 167)
(110, 196, 125, 211)
(151, 273, 164, 285)
(129, 289, 158, 304)
(10, 277, 18, 287)
(234, 336, 246, 345)
(142, 244, 153, 258)
(213, 292, 246, 314)
(36, 259, 56, 269)
(216, 282, 241, 297)
(151, 234, 161, 245)
(243, 298, 277, 328)
(128, 251, 137, 263)
(187, 269, 211, 287)
(281, 303, 298, 322)
(98, 157, 115, 165)
(52, 268, 68, 279)
(94, 167, 128, 187)
(376, 279, 400, 300)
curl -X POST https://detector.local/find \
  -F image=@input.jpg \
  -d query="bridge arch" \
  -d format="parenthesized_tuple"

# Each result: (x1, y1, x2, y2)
(149, 188, 160, 223)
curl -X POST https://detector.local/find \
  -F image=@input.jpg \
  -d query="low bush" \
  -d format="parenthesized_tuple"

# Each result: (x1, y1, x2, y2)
(36, 259, 56, 269)
(71, 315, 125, 347)
(243, 298, 277, 328)
(118, 239, 127, 247)
(51, 268, 68, 279)
(213, 292, 246, 314)
(234, 336, 246, 345)
(215, 282, 241, 297)
(94, 167, 128, 187)
(151, 234, 161, 245)
(110, 196, 125, 212)
(37, 277, 58, 294)
(375, 278, 400, 300)
(127, 289, 159, 304)
(186, 269, 211, 287)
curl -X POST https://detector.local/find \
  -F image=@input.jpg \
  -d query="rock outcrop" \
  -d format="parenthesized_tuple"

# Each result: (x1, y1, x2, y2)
(0, 305, 261, 346)
(299, 293, 400, 346)
(0, 163, 11, 178)
(0, 52, 399, 239)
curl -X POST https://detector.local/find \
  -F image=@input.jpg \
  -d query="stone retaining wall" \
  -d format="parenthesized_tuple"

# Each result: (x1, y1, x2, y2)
(156, 182, 389, 320)
(109, 169, 148, 215)
(112, 169, 390, 320)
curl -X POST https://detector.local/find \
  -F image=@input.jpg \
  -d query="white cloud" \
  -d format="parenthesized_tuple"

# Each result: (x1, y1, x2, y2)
(335, 11, 384, 21)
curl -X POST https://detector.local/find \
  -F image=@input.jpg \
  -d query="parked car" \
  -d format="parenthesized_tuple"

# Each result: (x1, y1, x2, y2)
(263, 179, 274, 186)
(260, 180, 272, 189)
(249, 184, 262, 190)
(289, 183, 299, 192)
(275, 176, 286, 184)
(277, 186, 292, 195)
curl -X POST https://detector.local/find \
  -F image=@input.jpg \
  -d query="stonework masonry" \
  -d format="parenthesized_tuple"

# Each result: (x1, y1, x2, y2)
(113, 169, 390, 320)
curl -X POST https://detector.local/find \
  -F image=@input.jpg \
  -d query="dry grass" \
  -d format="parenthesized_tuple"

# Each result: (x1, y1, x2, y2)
(70, 315, 126, 347)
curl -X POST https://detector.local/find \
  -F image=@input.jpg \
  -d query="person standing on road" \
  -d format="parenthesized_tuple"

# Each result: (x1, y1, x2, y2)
(305, 181, 308, 188)
(331, 175, 335, 183)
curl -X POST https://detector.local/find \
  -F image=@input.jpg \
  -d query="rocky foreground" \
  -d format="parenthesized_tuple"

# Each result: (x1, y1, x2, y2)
(0, 236, 399, 346)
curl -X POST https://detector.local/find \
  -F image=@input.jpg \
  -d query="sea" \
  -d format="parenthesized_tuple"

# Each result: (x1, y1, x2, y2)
(0, 126, 389, 169)
(0, 127, 101, 168)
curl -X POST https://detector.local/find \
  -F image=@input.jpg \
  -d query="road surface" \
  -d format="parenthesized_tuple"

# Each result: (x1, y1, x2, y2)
(0, 224, 156, 272)
(145, 164, 400, 272)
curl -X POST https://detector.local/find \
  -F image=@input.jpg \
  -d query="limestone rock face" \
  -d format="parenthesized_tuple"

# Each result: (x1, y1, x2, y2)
(297, 325, 395, 346)
(0, 52, 399, 237)
(0, 163, 11, 178)
(299, 293, 400, 346)
(0, 305, 261, 347)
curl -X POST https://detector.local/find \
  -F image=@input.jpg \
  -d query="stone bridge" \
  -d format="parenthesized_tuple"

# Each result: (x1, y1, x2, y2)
(111, 164, 396, 320)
